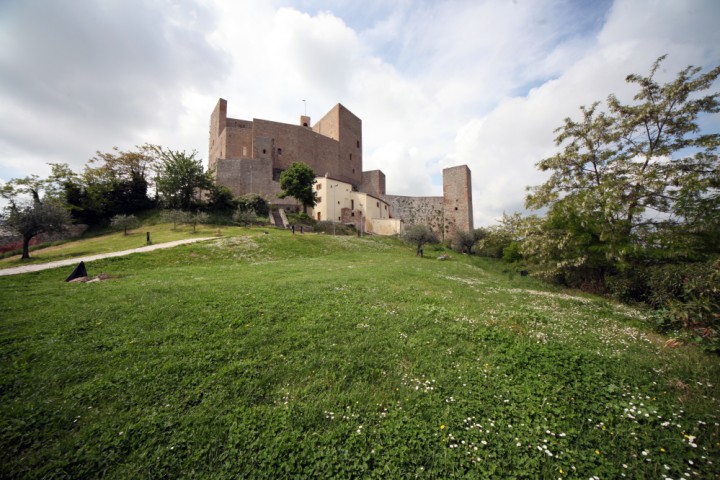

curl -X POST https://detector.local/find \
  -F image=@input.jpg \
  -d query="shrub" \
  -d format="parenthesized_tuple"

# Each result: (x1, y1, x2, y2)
(233, 209, 257, 227)
(453, 230, 476, 254)
(236, 194, 269, 216)
(110, 214, 140, 236)
(502, 241, 523, 263)
(314, 221, 355, 235)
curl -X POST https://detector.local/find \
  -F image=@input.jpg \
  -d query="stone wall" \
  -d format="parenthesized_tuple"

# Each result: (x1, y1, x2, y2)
(384, 195, 444, 232)
(442, 165, 474, 238)
(360, 170, 386, 197)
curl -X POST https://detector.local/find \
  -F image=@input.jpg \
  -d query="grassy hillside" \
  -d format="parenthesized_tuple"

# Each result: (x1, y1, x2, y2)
(1, 228, 718, 478)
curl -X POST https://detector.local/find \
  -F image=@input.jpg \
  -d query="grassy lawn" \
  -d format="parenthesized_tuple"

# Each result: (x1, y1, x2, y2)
(0, 223, 251, 268)
(1, 229, 718, 478)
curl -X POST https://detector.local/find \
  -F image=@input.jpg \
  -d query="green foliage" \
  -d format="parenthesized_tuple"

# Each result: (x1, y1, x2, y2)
(156, 149, 213, 210)
(278, 162, 317, 214)
(206, 185, 236, 212)
(285, 212, 315, 226)
(475, 213, 527, 259)
(401, 224, 439, 253)
(161, 209, 191, 230)
(502, 241, 522, 263)
(2, 200, 70, 259)
(315, 220, 355, 235)
(526, 57, 719, 283)
(188, 211, 211, 233)
(236, 193, 270, 216)
(1, 232, 719, 477)
(452, 230, 476, 254)
(233, 209, 258, 227)
(109, 214, 140, 236)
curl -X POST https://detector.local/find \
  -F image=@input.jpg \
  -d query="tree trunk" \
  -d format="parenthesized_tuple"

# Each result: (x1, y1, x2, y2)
(21, 234, 32, 260)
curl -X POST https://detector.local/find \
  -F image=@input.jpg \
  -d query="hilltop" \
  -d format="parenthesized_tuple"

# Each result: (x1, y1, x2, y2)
(1, 228, 718, 478)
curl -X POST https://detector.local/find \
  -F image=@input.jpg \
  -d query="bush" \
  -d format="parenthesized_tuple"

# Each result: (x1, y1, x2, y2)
(502, 241, 523, 263)
(236, 194, 269, 216)
(314, 221, 355, 235)
(453, 230, 476, 254)
(286, 212, 315, 226)
(233, 209, 257, 227)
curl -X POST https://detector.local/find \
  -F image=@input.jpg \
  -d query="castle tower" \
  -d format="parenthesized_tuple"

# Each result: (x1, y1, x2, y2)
(443, 165, 474, 238)
(313, 104, 362, 186)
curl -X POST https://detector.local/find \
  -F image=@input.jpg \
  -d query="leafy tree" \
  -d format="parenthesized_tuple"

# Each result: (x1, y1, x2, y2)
(110, 214, 140, 235)
(3, 202, 69, 259)
(402, 225, 439, 256)
(453, 230, 476, 254)
(188, 211, 210, 233)
(207, 185, 236, 212)
(236, 193, 270, 216)
(156, 149, 213, 210)
(475, 213, 527, 259)
(278, 162, 317, 214)
(161, 209, 190, 230)
(526, 56, 720, 286)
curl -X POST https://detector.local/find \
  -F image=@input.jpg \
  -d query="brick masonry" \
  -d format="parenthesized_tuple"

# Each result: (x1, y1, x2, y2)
(209, 99, 474, 232)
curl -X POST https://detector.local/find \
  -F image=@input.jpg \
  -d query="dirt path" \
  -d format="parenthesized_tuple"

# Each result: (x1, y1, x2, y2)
(0, 237, 214, 277)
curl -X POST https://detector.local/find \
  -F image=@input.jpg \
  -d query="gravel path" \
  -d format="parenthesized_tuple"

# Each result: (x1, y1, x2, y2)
(0, 237, 214, 276)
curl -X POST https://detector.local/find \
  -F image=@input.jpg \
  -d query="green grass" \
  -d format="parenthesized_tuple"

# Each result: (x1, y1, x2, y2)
(1, 229, 718, 478)
(0, 223, 253, 268)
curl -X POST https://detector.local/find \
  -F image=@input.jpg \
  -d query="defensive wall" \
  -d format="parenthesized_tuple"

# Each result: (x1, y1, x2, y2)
(209, 99, 474, 235)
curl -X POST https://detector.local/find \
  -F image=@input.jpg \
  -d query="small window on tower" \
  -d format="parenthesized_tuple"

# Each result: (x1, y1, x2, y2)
(349, 153, 352, 161)
(278, 148, 282, 155)
(262, 149, 267, 155)
(356, 140, 360, 148)
(316, 184, 322, 190)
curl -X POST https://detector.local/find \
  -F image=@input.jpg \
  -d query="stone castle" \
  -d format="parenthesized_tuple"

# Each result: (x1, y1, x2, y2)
(208, 99, 473, 237)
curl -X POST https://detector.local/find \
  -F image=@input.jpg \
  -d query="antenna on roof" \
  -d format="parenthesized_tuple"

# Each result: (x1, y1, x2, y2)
(302, 99, 307, 116)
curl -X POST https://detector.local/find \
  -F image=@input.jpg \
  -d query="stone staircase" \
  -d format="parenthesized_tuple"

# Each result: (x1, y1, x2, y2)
(270, 208, 288, 229)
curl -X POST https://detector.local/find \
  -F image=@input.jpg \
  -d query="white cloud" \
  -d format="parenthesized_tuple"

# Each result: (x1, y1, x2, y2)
(0, 0, 718, 228)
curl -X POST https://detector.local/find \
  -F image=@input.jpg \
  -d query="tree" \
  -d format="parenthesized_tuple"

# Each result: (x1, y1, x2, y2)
(453, 230, 476, 254)
(207, 185, 236, 212)
(188, 211, 210, 233)
(402, 225, 439, 256)
(525, 56, 720, 285)
(1, 175, 71, 260)
(3, 201, 70, 260)
(236, 193, 270, 216)
(161, 210, 190, 230)
(156, 149, 213, 210)
(278, 162, 317, 214)
(110, 214, 140, 235)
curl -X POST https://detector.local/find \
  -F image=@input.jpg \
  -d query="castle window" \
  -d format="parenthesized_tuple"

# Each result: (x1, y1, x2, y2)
(316, 184, 322, 190)
(356, 140, 360, 148)
(317, 212, 321, 221)
(455, 207, 459, 211)
(262, 149, 267, 154)
(277, 148, 282, 155)
(349, 153, 352, 161)
(376, 202, 380, 208)
(317, 197, 322, 203)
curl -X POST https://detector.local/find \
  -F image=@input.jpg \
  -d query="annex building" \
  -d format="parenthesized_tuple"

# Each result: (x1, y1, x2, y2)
(209, 99, 473, 237)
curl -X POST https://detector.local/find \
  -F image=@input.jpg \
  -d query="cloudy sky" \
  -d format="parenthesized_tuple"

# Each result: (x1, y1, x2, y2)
(1, 0, 718, 226)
